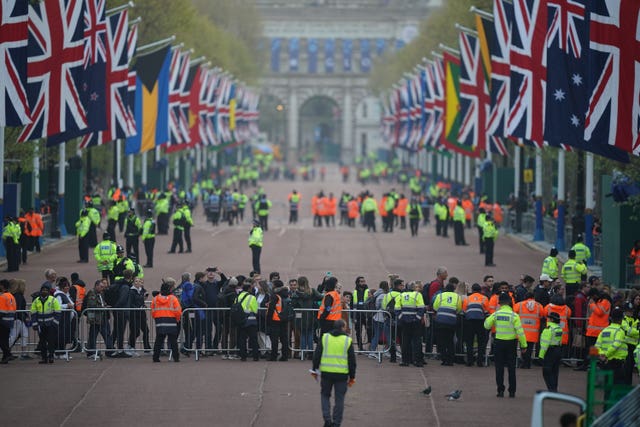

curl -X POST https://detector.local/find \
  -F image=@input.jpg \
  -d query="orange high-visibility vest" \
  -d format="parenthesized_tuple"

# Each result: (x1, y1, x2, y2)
(347, 200, 359, 219)
(318, 291, 342, 321)
(73, 285, 86, 312)
(586, 299, 611, 337)
(545, 304, 572, 344)
(327, 197, 337, 216)
(270, 294, 283, 322)
(514, 299, 543, 342)
(395, 198, 409, 217)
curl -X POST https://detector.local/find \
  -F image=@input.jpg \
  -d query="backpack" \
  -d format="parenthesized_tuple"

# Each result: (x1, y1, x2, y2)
(230, 293, 250, 327)
(364, 294, 377, 311)
(104, 283, 120, 307)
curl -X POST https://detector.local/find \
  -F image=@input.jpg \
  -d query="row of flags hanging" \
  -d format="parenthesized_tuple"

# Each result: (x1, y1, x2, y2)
(0, 0, 260, 154)
(380, 0, 638, 163)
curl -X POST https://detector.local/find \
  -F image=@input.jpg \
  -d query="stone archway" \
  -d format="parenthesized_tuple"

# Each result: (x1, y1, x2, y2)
(298, 95, 342, 163)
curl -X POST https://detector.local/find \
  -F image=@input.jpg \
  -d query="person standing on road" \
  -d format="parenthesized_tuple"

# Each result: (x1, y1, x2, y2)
(248, 219, 263, 274)
(482, 214, 499, 267)
(31, 285, 61, 364)
(124, 208, 142, 260)
(168, 204, 185, 254)
(180, 202, 193, 253)
(151, 279, 182, 363)
(288, 190, 301, 224)
(539, 311, 563, 392)
(0, 279, 16, 364)
(141, 210, 156, 268)
(484, 292, 528, 398)
(237, 282, 259, 361)
(312, 319, 356, 427)
(318, 277, 342, 335)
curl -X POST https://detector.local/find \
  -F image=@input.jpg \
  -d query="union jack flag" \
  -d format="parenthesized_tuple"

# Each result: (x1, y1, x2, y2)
(83, 0, 105, 66)
(430, 57, 446, 150)
(380, 94, 393, 144)
(544, 0, 628, 162)
(167, 49, 190, 145)
(80, 10, 134, 149)
(584, 0, 640, 155)
(0, 0, 30, 126)
(458, 31, 488, 155)
(487, 0, 513, 141)
(408, 74, 422, 151)
(248, 91, 260, 137)
(507, 0, 547, 148)
(421, 62, 438, 148)
(19, 0, 88, 142)
(397, 80, 411, 148)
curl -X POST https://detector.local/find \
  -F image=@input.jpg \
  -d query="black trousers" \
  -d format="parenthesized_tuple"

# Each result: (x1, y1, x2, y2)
(184, 226, 192, 251)
(485, 239, 495, 265)
(113, 312, 128, 350)
(0, 324, 10, 360)
(454, 221, 466, 245)
(625, 345, 637, 385)
(128, 311, 151, 349)
(205, 311, 222, 350)
(521, 341, 536, 368)
(321, 375, 348, 427)
(409, 218, 419, 236)
(157, 213, 169, 234)
(4, 239, 19, 272)
(107, 220, 117, 243)
(478, 226, 485, 253)
(238, 324, 259, 360)
(154, 331, 179, 361)
(435, 218, 442, 235)
(125, 236, 139, 260)
(170, 228, 183, 253)
(543, 346, 561, 391)
(441, 219, 448, 237)
(87, 322, 113, 354)
(364, 212, 376, 232)
(352, 311, 370, 350)
(78, 235, 89, 262)
(251, 245, 261, 274)
(401, 321, 424, 365)
(436, 323, 455, 364)
(143, 238, 155, 267)
(494, 339, 518, 394)
(259, 215, 268, 231)
(269, 321, 289, 360)
(289, 210, 298, 224)
(464, 319, 487, 364)
(38, 325, 57, 360)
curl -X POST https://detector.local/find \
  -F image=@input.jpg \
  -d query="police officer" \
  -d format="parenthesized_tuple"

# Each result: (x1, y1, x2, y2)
(107, 201, 119, 243)
(433, 283, 462, 366)
(621, 302, 639, 384)
(94, 233, 117, 280)
(561, 250, 587, 299)
(311, 319, 356, 427)
(112, 246, 135, 282)
(539, 311, 563, 392)
(3, 216, 21, 272)
(482, 214, 499, 267)
(168, 204, 185, 254)
(484, 292, 528, 398)
(124, 208, 142, 260)
(595, 308, 627, 384)
(453, 200, 467, 245)
(180, 202, 193, 253)
(155, 193, 170, 234)
(255, 194, 272, 231)
(248, 219, 263, 274)
(541, 247, 560, 281)
(75, 209, 91, 263)
(85, 201, 101, 248)
(237, 281, 259, 361)
(141, 209, 156, 268)
(288, 190, 301, 224)
(397, 280, 426, 367)
(571, 234, 591, 264)
(407, 197, 423, 237)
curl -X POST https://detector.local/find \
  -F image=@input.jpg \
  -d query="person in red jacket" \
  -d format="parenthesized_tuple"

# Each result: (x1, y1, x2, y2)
(151, 279, 182, 362)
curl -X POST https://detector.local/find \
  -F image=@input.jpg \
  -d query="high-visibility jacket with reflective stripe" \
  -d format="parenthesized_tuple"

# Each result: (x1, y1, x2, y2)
(595, 323, 627, 361)
(239, 291, 258, 326)
(484, 306, 527, 348)
(398, 291, 425, 323)
(248, 226, 263, 247)
(539, 323, 563, 359)
(571, 242, 591, 263)
(462, 293, 489, 320)
(541, 256, 559, 279)
(320, 333, 351, 374)
(271, 294, 283, 322)
(514, 299, 543, 342)
(545, 304, 572, 345)
(94, 240, 117, 271)
(0, 292, 16, 328)
(151, 294, 182, 334)
(433, 292, 461, 326)
(382, 291, 401, 312)
(561, 259, 586, 284)
(73, 285, 86, 312)
(586, 299, 611, 337)
(30, 296, 61, 327)
(621, 316, 640, 346)
(353, 288, 370, 306)
(318, 291, 342, 321)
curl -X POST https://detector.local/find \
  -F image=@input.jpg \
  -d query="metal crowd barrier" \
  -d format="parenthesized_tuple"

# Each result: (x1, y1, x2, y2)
(8, 309, 79, 362)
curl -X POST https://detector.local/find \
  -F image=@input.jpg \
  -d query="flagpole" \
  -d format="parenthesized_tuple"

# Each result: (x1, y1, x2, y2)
(457, 153, 463, 184)
(116, 139, 122, 188)
(106, 1, 134, 16)
(34, 144, 41, 210)
(0, 127, 4, 250)
(454, 23, 478, 36)
(464, 156, 471, 186)
(438, 44, 460, 56)
(135, 35, 176, 56)
(584, 152, 594, 265)
(533, 149, 544, 241)
(556, 150, 566, 251)
(469, 6, 493, 20)
(514, 145, 521, 232)
(58, 143, 67, 236)
(127, 154, 134, 189)
(141, 150, 147, 189)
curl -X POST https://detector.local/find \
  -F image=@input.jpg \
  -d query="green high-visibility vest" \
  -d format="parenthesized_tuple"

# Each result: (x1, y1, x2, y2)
(320, 333, 351, 374)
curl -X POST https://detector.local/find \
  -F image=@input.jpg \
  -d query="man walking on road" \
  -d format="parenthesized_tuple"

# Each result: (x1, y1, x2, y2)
(312, 319, 356, 427)
(249, 219, 263, 274)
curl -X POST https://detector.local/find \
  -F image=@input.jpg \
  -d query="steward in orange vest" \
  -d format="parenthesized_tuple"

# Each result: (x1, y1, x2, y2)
(514, 293, 544, 368)
(151, 281, 182, 363)
(545, 295, 572, 346)
(266, 284, 290, 361)
(318, 277, 342, 335)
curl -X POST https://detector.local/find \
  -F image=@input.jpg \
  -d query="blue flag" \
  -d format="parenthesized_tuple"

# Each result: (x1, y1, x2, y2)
(375, 39, 385, 57)
(270, 38, 281, 73)
(360, 39, 371, 73)
(308, 39, 318, 73)
(342, 39, 352, 72)
(544, 0, 628, 162)
(288, 38, 299, 72)
(324, 39, 335, 73)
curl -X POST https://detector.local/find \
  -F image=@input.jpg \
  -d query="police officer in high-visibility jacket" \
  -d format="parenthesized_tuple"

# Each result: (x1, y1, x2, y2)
(248, 219, 263, 274)
(141, 210, 156, 268)
(621, 302, 639, 385)
(433, 283, 462, 366)
(318, 277, 342, 335)
(312, 319, 356, 427)
(237, 282, 259, 361)
(541, 247, 560, 281)
(539, 311, 563, 392)
(571, 234, 591, 264)
(94, 233, 117, 280)
(31, 285, 61, 364)
(288, 190, 301, 224)
(0, 279, 16, 363)
(168, 205, 185, 254)
(561, 250, 587, 298)
(484, 292, 528, 398)
(75, 209, 91, 263)
(595, 308, 627, 384)
(151, 279, 182, 363)
(482, 214, 499, 267)
(398, 281, 426, 367)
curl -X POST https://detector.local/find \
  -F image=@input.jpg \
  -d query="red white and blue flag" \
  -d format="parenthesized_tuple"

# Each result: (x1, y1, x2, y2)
(0, 0, 30, 126)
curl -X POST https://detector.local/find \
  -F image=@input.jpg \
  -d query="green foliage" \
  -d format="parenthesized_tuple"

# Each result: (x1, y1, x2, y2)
(370, 0, 493, 93)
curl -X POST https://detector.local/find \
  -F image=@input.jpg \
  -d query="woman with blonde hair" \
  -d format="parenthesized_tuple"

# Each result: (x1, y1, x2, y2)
(9, 279, 31, 359)
(291, 276, 323, 358)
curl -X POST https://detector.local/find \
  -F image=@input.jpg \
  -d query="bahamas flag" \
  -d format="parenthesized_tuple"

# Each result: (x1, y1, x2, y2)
(125, 46, 171, 154)
(442, 50, 476, 157)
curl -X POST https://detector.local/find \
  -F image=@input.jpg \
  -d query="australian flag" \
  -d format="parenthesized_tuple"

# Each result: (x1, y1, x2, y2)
(544, 0, 628, 162)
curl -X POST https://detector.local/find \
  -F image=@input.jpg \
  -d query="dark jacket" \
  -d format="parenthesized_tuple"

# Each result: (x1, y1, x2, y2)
(114, 280, 133, 308)
(128, 286, 147, 309)
(266, 287, 289, 324)
(13, 292, 27, 321)
(84, 288, 109, 325)
(202, 274, 226, 308)
(291, 289, 323, 331)
(312, 328, 356, 381)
